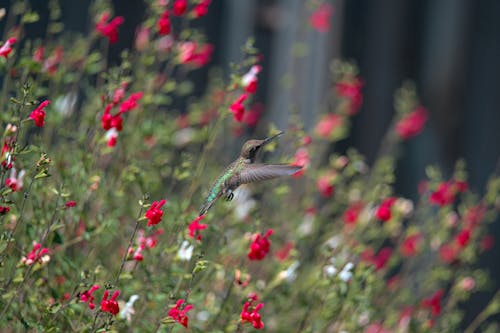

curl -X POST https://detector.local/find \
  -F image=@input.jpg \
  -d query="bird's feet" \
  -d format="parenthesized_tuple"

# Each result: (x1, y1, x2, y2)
(225, 192, 234, 201)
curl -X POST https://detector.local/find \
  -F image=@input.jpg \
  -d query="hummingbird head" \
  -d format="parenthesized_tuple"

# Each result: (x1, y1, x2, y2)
(240, 131, 284, 161)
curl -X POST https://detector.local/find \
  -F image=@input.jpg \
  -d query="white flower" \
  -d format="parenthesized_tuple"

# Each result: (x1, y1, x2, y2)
(278, 261, 300, 282)
(338, 262, 354, 282)
(120, 294, 139, 322)
(177, 240, 194, 261)
(241, 65, 261, 87)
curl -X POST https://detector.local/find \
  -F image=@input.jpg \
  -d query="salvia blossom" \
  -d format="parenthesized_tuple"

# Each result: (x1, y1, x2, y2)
(172, 0, 188, 16)
(29, 100, 50, 127)
(120, 294, 139, 322)
(242, 65, 262, 94)
(309, 3, 334, 33)
(421, 289, 444, 317)
(44, 46, 63, 75)
(229, 94, 248, 122)
(248, 229, 273, 260)
(439, 243, 457, 264)
(105, 128, 119, 147)
(65, 200, 76, 208)
(316, 173, 335, 198)
(243, 103, 263, 127)
(0, 38, 16, 58)
(291, 147, 310, 177)
(396, 106, 428, 140)
(429, 180, 467, 207)
(95, 12, 124, 44)
(459, 277, 476, 291)
(400, 233, 422, 257)
(315, 113, 343, 138)
(342, 202, 363, 225)
(0, 205, 10, 215)
(178, 41, 213, 67)
(188, 215, 208, 241)
(119, 92, 144, 113)
(100, 289, 120, 315)
(375, 197, 397, 222)
(275, 241, 294, 261)
(5, 167, 25, 192)
(145, 199, 167, 227)
(168, 299, 193, 328)
(157, 10, 171, 35)
(455, 228, 471, 248)
(336, 77, 364, 115)
(193, 0, 211, 18)
(128, 228, 164, 261)
(241, 300, 264, 329)
(361, 247, 392, 270)
(20, 241, 50, 266)
(79, 285, 100, 310)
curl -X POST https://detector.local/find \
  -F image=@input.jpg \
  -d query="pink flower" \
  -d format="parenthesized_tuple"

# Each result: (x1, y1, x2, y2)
(168, 299, 193, 328)
(193, 0, 211, 18)
(135, 26, 150, 51)
(188, 215, 208, 241)
(460, 277, 476, 291)
(309, 3, 334, 33)
(396, 106, 428, 140)
(241, 301, 264, 329)
(336, 77, 364, 115)
(145, 199, 167, 227)
(0, 38, 16, 58)
(421, 289, 444, 317)
(29, 100, 50, 127)
(100, 290, 120, 315)
(229, 94, 248, 122)
(242, 65, 262, 94)
(157, 10, 171, 35)
(248, 229, 273, 261)
(79, 285, 100, 310)
(95, 12, 124, 44)
(178, 41, 213, 67)
(315, 113, 343, 138)
(20, 241, 50, 266)
(5, 168, 25, 192)
(173, 0, 188, 16)
(119, 92, 144, 113)
(33, 46, 44, 62)
(291, 147, 310, 177)
(365, 323, 393, 333)
(429, 180, 467, 207)
(455, 228, 471, 248)
(400, 233, 422, 257)
(375, 197, 397, 222)
(439, 243, 457, 264)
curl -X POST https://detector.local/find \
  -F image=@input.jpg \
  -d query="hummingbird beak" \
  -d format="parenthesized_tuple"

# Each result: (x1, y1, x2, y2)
(262, 131, 284, 145)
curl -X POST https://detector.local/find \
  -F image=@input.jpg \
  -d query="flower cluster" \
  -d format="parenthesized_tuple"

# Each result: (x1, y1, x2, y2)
(240, 295, 264, 329)
(20, 241, 50, 266)
(101, 290, 121, 315)
(188, 215, 208, 241)
(128, 228, 164, 261)
(95, 12, 124, 44)
(145, 199, 166, 227)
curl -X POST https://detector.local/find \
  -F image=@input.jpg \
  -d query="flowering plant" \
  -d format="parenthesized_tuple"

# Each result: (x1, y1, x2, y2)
(0, 1, 498, 332)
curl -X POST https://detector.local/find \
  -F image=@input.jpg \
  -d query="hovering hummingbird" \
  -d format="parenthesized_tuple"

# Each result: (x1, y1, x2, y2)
(199, 131, 301, 216)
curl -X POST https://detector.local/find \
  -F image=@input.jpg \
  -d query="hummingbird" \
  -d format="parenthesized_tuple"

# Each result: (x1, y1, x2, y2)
(199, 131, 301, 216)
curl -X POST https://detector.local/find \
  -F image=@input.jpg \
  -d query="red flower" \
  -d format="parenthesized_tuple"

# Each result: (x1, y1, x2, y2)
(0, 205, 10, 215)
(79, 285, 100, 310)
(421, 289, 444, 317)
(33, 46, 44, 62)
(455, 228, 471, 248)
(100, 290, 120, 315)
(241, 301, 264, 329)
(315, 113, 343, 138)
(248, 229, 273, 260)
(168, 299, 193, 328)
(105, 128, 119, 147)
(65, 200, 77, 208)
(6, 168, 25, 192)
(429, 180, 467, 207)
(375, 197, 397, 222)
(29, 100, 50, 127)
(0, 38, 16, 58)
(400, 233, 422, 257)
(188, 215, 208, 241)
(275, 241, 294, 261)
(336, 77, 364, 115)
(95, 12, 124, 44)
(396, 106, 428, 140)
(464, 204, 486, 228)
(316, 174, 335, 198)
(145, 199, 166, 227)
(158, 10, 171, 35)
(173, 0, 188, 16)
(439, 243, 457, 264)
(119, 92, 144, 113)
(229, 94, 248, 122)
(193, 0, 211, 18)
(178, 41, 214, 67)
(343, 202, 363, 225)
(361, 247, 392, 270)
(44, 46, 63, 75)
(243, 103, 263, 127)
(309, 3, 334, 33)
(242, 65, 261, 94)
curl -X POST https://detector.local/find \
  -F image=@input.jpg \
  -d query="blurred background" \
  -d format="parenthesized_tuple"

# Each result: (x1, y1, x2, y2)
(4, 0, 500, 327)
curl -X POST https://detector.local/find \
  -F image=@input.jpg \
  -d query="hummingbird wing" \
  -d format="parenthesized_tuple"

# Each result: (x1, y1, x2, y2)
(233, 164, 301, 185)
